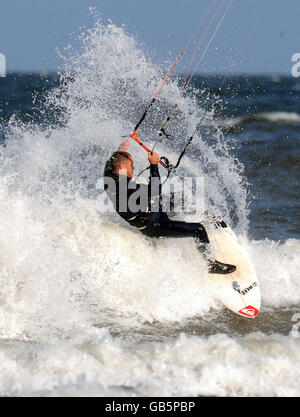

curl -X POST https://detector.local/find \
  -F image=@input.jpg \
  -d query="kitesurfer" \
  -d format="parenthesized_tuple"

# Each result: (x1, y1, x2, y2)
(103, 139, 236, 275)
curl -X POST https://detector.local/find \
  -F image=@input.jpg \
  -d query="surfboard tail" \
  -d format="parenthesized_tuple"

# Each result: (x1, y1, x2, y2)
(207, 224, 261, 319)
(238, 305, 259, 318)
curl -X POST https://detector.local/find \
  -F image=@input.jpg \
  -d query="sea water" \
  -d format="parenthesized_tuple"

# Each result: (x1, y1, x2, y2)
(0, 18, 300, 397)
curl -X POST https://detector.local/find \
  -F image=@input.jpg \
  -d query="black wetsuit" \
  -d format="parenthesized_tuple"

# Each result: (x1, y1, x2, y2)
(103, 160, 210, 249)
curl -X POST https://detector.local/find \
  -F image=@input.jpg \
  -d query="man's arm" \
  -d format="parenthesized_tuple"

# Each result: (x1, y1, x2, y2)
(148, 151, 162, 211)
(148, 151, 161, 190)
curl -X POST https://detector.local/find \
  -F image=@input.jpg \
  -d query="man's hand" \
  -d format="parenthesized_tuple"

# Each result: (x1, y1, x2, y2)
(148, 151, 160, 165)
(118, 139, 131, 152)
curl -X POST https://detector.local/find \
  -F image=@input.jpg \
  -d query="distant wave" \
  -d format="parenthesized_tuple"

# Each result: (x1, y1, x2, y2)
(215, 111, 300, 132)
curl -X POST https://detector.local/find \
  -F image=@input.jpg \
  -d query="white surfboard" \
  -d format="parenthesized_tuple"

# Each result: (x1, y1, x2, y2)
(206, 222, 261, 318)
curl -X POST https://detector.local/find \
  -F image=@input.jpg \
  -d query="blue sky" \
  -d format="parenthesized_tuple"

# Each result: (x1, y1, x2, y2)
(1, 0, 299, 75)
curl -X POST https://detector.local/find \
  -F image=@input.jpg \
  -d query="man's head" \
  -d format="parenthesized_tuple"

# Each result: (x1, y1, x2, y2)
(109, 151, 134, 178)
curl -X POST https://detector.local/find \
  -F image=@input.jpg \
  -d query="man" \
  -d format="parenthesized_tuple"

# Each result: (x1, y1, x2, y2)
(103, 139, 236, 274)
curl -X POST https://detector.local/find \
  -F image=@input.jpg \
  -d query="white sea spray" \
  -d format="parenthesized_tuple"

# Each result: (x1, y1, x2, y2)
(0, 14, 299, 396)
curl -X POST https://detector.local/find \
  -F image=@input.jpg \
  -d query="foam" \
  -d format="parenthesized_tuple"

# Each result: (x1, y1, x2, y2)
(1, 329, 300, 397)
(246, 237, 300, 306)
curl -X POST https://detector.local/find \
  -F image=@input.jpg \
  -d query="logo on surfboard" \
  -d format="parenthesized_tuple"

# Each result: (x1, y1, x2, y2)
(238, 306, 259, 317)
(232, 281, 240, 292)
(232, 281, 258, 296)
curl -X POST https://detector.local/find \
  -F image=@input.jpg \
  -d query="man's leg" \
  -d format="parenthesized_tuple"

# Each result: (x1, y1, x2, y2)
(143, 213, 236, 275)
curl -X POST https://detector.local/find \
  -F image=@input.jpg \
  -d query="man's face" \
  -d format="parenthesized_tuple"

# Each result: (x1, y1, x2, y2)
(119, 155, 134, 178)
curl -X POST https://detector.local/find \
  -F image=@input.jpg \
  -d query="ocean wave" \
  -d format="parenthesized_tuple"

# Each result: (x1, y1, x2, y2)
(1, 328, 300, 396)
(0, 179, 299, 341)
(215, 111, 300, 132)
(0, 15, 252, 339)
